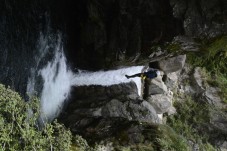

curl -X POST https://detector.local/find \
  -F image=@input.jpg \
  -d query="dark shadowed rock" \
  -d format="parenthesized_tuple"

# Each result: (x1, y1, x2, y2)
(173, 36, 200, 52)
(170, 0, 227, 38)
(102, 99, 160, 123)
(59, 81, 162, 135)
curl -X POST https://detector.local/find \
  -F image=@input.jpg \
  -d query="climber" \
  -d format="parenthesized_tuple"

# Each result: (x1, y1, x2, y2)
(125, 68, 160, 80)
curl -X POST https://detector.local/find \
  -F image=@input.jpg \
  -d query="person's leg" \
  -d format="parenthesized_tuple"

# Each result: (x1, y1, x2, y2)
(125, 73, 142, 79)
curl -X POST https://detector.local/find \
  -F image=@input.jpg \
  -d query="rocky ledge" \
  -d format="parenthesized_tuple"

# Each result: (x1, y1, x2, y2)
(59, 55, 187, 143)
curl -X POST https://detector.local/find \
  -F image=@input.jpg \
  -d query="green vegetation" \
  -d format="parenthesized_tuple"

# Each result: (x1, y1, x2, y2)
(187, 36, 227, 74)
(167, 96, 216, 151)
(0, 84, 72, 151)
(187, 36, 227, 103)
(155, 125, 189, 151)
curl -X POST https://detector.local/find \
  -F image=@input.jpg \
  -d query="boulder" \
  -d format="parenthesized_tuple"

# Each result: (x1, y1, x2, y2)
(193, 67, 206, 93)
(67, 82, 138, 109)
(146, 77, 168, 95)
(147, 91, 173, 114)
(202, 87, 223, 108)
(158, 55, 186, 74)
(165, 72, 179, 90)
(219, 141, 227, 151)
(167, 106, 177, 116)
(102, 99, 161, 124)
(59, 81, 163, 131)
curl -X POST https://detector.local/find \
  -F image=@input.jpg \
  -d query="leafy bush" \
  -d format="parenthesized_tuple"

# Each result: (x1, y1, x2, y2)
(0, 84, 72, 151)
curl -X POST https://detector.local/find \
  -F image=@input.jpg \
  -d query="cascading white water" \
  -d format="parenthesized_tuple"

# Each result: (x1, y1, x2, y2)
(27, 31, 144, 122)
(26, 31, 74, 122)
(39, 36, 74, 122)
(71, 66, 144, 96)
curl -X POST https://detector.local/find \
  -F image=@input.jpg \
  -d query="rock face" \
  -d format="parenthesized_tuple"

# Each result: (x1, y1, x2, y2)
(146, 77, 168, 95)
(193, 67, 206, 93)
(147, 92, 173, 114)
(102, 99, 160, 123)
(165, 72, 179, 90)
(158, 55, 186, 74)
(192, 67, 226, 108)
(59, 82, 163, 133)
(58, 0, 184, 70)
(59, 71, 176, 141)
(1, 0, 227, 98)
(170, 0, 227, 38)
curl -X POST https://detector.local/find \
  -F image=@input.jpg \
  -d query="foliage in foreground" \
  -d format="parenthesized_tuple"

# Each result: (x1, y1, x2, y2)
(187, 36, 227, 103)
(167, 96, 216, 151)
(0, 84, 72, 151)
(70, 123, 191, 151)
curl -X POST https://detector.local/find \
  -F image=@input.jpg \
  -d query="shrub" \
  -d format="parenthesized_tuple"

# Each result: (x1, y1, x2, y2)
(167, 96, 216, 150)
(0, 84, 72, 151)
(187, 36, 227, 103)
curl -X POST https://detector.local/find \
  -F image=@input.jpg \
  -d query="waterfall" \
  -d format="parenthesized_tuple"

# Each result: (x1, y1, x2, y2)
(27, 32, 74, 122)
(39, 37, 74, 122)
(71, 66, 144, 95)
(27, 31, 144, 123)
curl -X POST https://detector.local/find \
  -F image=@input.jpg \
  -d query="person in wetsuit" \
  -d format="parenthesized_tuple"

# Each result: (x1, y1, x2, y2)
(125, 68, 160, 80)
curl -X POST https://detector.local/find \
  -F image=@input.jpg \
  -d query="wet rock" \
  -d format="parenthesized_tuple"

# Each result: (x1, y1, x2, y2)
(158, 55, 186, 74)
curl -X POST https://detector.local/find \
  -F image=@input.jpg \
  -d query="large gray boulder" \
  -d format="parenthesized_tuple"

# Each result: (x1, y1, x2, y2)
(101, 99, 161, 124)
(147, 91, 173, 114)
(59, 81, 164, 130)
(165, 72, 179, 90)
(146, 77, 168, 95)
(158, 55, 186, 74)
